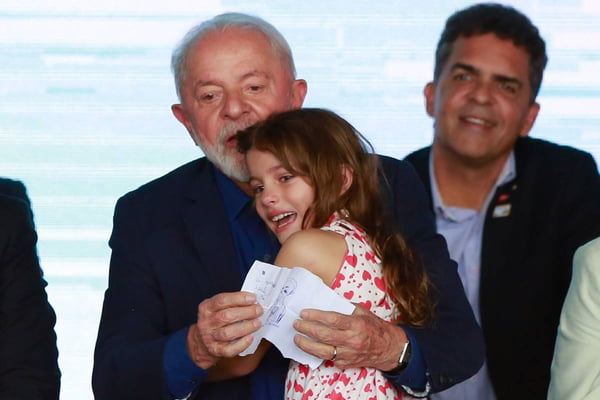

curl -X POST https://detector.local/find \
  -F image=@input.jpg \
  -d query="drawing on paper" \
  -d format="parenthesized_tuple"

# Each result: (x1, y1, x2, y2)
(266, 278, 297, 326)
(254, 269, 278, 305)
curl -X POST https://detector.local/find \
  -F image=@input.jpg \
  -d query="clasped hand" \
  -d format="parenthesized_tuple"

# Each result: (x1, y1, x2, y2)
(293, 305, 405, 371)
(187, 292, 404, 372)
(187, 291, 262, 369)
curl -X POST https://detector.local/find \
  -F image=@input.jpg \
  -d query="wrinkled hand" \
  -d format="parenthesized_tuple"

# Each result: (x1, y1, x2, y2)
(187, 291, 263, 369)
(293, 305, 407, 371)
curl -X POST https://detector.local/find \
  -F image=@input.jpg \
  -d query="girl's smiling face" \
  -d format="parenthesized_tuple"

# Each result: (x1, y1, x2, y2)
(246, 148, 315, 244)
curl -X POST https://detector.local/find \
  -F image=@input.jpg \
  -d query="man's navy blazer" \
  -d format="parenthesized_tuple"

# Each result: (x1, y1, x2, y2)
(406, 137, 600, 399)
(93, 156, 484, 399)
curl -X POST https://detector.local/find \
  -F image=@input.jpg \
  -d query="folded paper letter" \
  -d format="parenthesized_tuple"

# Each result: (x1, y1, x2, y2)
(240, 260, 355, 369)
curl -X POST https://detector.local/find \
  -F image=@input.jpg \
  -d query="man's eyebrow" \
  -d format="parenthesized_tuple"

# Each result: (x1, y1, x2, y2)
(194, 71, 269, 88)
(493, 74, 523, 88)
(194, 79, 220, 88)
(241, 70, 269, 80)
(450, 62, 478, 74)
(450, 62, 523, 88)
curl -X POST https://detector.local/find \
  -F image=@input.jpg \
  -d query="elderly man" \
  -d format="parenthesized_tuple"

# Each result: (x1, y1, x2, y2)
(93, 13, 483, 399)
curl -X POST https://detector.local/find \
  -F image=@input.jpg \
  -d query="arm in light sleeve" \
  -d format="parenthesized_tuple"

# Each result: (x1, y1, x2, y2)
(549, 237, 600, 400)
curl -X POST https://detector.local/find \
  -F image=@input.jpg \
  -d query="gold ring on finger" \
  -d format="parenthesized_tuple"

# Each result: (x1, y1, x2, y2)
(329, 345, 337, 361)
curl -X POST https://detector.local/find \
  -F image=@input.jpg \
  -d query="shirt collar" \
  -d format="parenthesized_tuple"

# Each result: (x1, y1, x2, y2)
(214, 167, 252, 222)
(430, 151, 517, 220)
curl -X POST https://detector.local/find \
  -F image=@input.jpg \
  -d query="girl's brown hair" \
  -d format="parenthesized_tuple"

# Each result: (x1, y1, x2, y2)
(237, 108, 433, 326)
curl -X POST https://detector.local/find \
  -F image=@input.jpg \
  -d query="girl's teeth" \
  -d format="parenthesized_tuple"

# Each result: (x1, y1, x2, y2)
(272, 212, 294, 222)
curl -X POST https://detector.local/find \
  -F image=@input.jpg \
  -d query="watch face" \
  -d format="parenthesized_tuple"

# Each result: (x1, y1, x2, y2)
(397, 341, 411, 369)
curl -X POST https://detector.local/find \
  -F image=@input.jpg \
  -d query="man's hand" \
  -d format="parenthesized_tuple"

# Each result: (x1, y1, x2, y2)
(293, 305, 407, 371)
(187, 291, 263, 369)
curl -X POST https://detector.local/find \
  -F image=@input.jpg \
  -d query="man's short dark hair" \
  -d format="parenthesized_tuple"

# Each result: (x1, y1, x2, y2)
(433, 2, 548, 103)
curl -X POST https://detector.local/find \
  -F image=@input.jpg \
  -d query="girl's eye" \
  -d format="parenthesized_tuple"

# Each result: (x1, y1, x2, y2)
(280, 174, 293, 182)
(253, 185, 264, 194)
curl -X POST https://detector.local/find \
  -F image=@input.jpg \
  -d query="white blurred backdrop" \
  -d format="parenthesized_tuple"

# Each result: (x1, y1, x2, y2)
(0, 1, 598, 398)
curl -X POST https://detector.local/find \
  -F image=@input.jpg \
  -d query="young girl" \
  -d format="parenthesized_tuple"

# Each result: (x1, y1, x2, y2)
(220, 108, 433, 399)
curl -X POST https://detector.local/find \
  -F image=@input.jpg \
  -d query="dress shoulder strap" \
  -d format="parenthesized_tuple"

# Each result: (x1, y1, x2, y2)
(320, 218, 356, 236)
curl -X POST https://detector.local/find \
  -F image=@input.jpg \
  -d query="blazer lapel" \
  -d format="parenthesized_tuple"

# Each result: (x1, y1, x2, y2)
(480, 148, 526, 324)
(404, 147, 434, 210)
(182, 163, 243, 293)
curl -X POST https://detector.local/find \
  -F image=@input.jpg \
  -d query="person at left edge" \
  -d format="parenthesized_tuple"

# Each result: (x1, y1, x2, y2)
(0, 179, 61, 399)
(0, 177, 33, 222)
(548, 237, 600, 400)
(92, 12, 483, 400)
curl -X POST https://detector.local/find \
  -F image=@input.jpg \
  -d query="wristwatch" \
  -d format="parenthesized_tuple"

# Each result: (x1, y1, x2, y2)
(386, 339, 411, 374)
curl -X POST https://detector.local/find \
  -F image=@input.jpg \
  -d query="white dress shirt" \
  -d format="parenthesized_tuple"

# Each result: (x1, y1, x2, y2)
(430, 153, 515, 400)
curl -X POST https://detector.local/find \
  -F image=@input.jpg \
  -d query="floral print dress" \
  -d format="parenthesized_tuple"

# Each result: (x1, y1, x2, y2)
(285, 216, 413, 400)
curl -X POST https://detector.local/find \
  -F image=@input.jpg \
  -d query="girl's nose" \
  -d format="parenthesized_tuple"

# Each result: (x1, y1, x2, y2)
(260, 186, 278, 206)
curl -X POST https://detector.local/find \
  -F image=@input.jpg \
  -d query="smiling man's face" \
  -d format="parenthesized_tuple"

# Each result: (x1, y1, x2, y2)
(425, 33, 540, 167)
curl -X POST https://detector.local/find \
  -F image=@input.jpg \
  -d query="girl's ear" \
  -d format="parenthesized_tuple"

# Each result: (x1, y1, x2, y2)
(340, 165, 354, 195)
